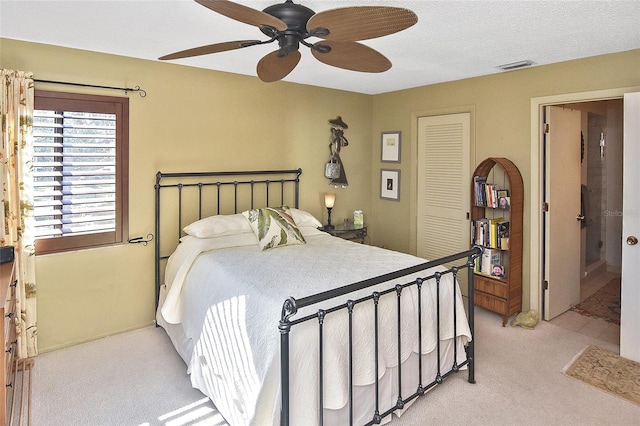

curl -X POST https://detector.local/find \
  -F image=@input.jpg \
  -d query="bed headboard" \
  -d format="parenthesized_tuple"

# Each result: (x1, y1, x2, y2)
(154, 168, 303, 310)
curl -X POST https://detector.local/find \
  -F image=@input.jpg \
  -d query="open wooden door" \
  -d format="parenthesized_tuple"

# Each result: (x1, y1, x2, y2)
(543, 106, 582, 320)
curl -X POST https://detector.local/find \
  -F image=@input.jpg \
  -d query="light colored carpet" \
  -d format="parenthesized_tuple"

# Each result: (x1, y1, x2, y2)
(563, 345, 640, 406)
(32, 307, 640, 425)
(32, 326, 225, 426)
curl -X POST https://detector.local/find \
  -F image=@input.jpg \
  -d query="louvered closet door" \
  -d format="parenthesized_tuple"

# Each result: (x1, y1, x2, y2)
(417, 113, 470, 266)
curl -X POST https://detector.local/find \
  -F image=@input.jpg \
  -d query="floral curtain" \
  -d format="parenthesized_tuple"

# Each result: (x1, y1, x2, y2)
(0, 69, 38, 358)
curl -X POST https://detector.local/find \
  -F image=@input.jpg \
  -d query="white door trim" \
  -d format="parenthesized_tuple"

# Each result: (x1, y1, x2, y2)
(529, 86, 640, 316)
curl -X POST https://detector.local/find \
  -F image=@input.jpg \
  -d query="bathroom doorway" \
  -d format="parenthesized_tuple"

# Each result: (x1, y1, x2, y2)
(533, 88, 639, 358)
(552, 99, 623, 339)
(569, 100, 624, 283)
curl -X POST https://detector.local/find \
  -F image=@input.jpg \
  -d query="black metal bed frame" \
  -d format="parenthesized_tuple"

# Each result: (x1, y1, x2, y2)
(154, 168, 303, 311)
(154, 168, 480, 426)
(279, 247, 480, 426)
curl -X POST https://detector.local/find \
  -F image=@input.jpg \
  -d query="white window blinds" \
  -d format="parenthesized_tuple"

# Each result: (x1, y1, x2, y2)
(33, 110, 117, 239)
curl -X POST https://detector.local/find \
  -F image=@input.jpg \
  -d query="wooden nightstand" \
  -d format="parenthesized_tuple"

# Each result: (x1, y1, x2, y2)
(321, 224, 368, 244)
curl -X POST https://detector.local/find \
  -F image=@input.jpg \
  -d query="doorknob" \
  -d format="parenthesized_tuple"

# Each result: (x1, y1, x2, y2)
(627, 236, 638, 246)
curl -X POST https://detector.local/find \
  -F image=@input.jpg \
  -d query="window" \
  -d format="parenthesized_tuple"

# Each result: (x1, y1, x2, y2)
(33, 91, 129, 254)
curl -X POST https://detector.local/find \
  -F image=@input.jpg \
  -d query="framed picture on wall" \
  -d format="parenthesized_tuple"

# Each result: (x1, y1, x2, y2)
(381, 131, 401, 162)
(380, 169, 401, 201)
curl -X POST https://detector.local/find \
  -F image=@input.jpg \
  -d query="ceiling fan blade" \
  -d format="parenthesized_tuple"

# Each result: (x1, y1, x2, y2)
(159, 40, 261, 60)
(307, 6, 417, 41)
(195, 0, 287, 31)
(311, 41, 391, 73)
(256, 50, 301, 82)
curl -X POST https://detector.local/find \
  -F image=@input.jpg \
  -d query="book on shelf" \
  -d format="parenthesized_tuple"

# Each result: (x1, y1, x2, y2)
(497, 220, 510, 250)
(486, 184, 498, 208)
(479, 248, 502, 276)
(471, 218, 488, 247)
(473, 176, 487, 206)
(489, 217, 504, 248)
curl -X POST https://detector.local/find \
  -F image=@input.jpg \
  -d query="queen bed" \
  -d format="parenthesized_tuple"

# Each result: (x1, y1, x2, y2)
(154, 169, 480, 425)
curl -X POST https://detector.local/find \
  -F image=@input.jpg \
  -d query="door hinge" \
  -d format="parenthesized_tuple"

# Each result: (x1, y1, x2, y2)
(542, 202, 549, 212)
(543, 280, 549, 290)
(543, 123, 550, 133)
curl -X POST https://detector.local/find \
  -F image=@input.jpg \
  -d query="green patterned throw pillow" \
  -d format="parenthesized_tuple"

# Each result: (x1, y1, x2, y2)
(242, 207, 306, 250)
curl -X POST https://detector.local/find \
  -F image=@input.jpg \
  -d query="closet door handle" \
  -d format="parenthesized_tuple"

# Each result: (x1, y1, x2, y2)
(627, 236, 638, 246)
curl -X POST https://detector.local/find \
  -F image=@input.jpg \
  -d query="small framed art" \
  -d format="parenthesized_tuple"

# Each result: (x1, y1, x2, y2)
(380, 169, 401, 201)
(381, 131, 401, 162)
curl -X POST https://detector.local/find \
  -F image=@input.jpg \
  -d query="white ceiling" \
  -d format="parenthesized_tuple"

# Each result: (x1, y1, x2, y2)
(2, 0, 639, 95)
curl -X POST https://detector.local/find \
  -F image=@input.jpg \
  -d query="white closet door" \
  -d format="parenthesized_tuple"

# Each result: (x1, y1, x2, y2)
(417, 113, 470, 263)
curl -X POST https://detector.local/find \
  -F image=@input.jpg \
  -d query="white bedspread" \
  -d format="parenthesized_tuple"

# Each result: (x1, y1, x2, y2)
(158, 229, 471, 425)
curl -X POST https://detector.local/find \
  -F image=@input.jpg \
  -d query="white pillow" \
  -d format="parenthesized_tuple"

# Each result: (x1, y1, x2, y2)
(183, 213, 252, 238)
(287, 208, 322, 228)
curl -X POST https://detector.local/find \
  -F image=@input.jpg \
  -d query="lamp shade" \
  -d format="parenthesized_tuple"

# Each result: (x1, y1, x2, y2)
(324, 193, 336, 208)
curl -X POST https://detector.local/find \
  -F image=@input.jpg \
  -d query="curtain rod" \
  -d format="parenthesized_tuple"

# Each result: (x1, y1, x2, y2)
(33, 79, 147, 97)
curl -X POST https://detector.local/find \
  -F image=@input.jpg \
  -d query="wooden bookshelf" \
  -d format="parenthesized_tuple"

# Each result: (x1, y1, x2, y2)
(471, 157, 523, 326)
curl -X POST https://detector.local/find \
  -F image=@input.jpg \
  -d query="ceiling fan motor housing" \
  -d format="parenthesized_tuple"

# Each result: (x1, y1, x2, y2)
(262, 1, 316, 54)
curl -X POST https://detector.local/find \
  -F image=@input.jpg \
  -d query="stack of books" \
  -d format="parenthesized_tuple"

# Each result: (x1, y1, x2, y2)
(474, 248, 506, 278)
(473, 176, 510, 209)
(471, 218, 510, 250)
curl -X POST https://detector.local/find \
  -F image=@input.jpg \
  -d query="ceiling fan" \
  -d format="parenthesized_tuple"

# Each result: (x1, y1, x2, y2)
(159, 0, 418, 82)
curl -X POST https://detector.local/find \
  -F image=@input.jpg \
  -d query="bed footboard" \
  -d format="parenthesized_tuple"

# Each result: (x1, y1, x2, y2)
(279, 246, 481, 426)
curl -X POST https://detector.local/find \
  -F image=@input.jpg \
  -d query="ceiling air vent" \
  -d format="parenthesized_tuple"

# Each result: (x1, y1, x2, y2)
(497, 60, 534, 71)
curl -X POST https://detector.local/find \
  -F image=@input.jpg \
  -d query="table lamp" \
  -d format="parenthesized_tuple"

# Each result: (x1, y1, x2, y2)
(324, 193, 336, 230)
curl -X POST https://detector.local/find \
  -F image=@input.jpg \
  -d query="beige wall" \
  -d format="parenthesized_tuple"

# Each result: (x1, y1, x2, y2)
(1, 38, 373, 352)
(369, 49, 640, 311)
(2, 37, 639, 351)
